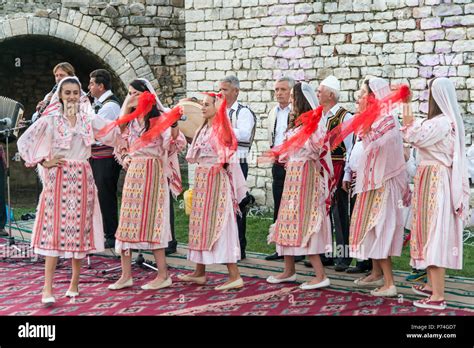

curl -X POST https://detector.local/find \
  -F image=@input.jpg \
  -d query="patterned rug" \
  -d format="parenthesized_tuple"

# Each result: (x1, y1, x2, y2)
(0, 254, 472, 316)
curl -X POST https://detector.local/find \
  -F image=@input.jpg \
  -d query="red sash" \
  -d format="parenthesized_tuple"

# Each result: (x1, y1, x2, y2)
(332, 160, 345, 188)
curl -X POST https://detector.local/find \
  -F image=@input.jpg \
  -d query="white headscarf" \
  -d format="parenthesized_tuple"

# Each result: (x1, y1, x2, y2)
(119, 78, 170, 119)
(49, 76, 89, 106)
(301, 82, 319, 110)
(368, 77, 391, 99)
(431, 77, 469, 218)
(42, 76, 94, 148)
(368, 76, 402, 129)
(137, 78, 170, 112)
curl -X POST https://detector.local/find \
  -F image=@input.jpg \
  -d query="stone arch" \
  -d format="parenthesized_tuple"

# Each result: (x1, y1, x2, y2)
(0, 13, 157, 89)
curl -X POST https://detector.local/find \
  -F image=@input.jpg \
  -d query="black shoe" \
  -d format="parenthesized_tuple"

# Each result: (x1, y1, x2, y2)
(20, 213, 35, 221)
(240, 252, 246, 260)
(334, 263, 349, 272)
(346, 266, 365, 274)
(265, 252, 283, 261)
(104, 238, 115, 249)
(346, 264, 371, 274)
(165, 248, 177, 256)
(0, 228, 8, 237)
(294, 255, 305, 262)
(304, 260, 312, 268)
(240, 192, 255, 208)
(321, 258, 334, 266)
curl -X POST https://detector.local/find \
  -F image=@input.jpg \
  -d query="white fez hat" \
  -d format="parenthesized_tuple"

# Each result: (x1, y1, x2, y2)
(320, 75, 340, 92)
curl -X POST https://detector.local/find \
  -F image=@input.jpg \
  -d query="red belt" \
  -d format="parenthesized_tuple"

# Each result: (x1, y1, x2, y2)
(333, 160, 345, 187)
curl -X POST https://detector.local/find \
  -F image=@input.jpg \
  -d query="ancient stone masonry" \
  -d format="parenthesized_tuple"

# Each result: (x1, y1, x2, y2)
(1, 0, 473, 207)
(184, 0, 474, 206)
(0, 0, 186, 106)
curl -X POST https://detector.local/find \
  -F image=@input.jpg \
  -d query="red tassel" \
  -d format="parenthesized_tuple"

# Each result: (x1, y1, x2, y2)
(200, 93, 237, 165)
(327, 84, 410, 151)
(261, 106, 324, 162)
(129, 105, 183, 152)
(96, 91, 156, 138)
(399, 84, 411, 103)
(213, 97, 237, 154)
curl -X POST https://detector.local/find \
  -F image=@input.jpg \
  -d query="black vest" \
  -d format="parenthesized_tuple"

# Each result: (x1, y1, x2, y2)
(94, 94, 120, 114)
(326, 107, 350, 161)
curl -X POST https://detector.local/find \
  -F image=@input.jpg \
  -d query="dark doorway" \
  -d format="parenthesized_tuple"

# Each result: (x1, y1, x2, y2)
(0, 35, 127, 204)
(0, 35, 127, 120)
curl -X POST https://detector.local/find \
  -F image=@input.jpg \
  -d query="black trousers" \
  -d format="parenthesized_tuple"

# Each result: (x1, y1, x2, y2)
(272, 163, 286, 222)
(168, 193, 176, 250)
(0, 162, 6, 229)
(35, 175, 42, 206)
(237, 161, 248, 256)
(89, 157, 121, 241)
(331, 186, 354, 266)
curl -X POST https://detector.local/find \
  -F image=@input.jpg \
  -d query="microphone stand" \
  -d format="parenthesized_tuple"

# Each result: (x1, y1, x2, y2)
(0, 124, 28, 255)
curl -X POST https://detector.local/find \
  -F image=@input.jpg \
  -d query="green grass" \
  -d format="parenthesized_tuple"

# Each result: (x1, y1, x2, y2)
(245, 213, 275, 254)
(174, 204, 189, 243)
(8, 203, 474, 278)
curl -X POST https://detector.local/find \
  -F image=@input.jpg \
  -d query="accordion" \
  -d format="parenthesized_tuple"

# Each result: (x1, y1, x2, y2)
(0, 96, 25, 140)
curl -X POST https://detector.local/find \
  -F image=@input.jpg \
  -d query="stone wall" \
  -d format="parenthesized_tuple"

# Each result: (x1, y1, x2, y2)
(184, 0, 474, 206)
(0, 0, 186, 106)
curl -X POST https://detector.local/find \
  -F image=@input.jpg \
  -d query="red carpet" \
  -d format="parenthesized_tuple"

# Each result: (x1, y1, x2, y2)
(0, 255, 472, 316)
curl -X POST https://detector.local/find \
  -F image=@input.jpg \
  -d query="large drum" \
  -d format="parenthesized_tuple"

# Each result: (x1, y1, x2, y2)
(178, 100, 204, 141)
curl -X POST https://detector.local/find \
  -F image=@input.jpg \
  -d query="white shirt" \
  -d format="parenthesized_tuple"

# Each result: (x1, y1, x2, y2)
(467, 144, 474, 181)
(274, 105, 290, 147)
(343, 138, 363, 182)
(93, 90, 121, 145)
(406, 147, 419, 180)
(227, 100, 255, 159)
(324, 104, 354, 161)
(94, 90, 121, 121)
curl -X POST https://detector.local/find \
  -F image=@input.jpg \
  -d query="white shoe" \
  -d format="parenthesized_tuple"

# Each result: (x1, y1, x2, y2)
(299, 278, 331, 290)
(141, 277, 172, 290)
(108, 278, 133, 290)
(354, 277, 384, 288)
(370, 285, 397, 297)
(65, 290, 79, 298)
(214, 278, 244, 291)
(266, 274, 297, 284)
(41, 296, 56, 306)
